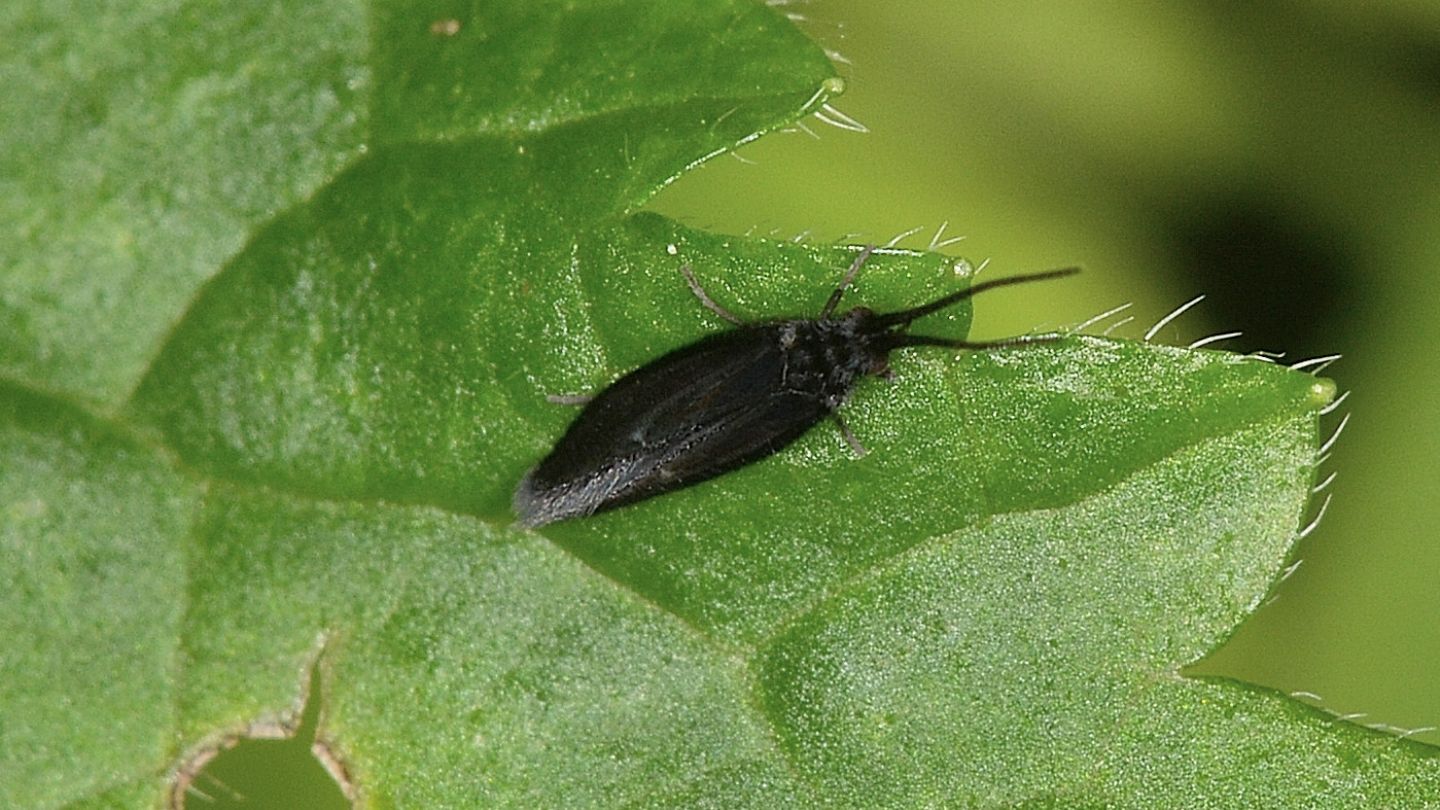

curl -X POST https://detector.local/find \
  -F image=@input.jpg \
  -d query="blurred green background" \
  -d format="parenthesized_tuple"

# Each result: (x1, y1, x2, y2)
(653, 0, 1440, 745)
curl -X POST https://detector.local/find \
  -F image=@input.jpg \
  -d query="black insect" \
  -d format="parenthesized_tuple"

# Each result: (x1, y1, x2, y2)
(514, 247, 1077, 527)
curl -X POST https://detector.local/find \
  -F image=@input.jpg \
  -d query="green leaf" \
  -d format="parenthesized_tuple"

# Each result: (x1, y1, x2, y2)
(3, 1, 1437, 808)
(0, 384, 199, 806)
(1, 2, 370, 407)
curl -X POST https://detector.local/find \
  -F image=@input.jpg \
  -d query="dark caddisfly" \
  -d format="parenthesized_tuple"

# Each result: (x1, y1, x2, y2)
(514, 248, 1077, 527)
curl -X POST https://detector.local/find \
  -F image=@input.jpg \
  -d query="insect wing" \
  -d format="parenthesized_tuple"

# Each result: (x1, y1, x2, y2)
(516, 325, 828, 525)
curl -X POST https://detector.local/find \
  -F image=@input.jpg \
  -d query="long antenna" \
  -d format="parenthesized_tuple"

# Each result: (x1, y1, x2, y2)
(886, 332, 1064, 351)
(870, 266, 1080, 329)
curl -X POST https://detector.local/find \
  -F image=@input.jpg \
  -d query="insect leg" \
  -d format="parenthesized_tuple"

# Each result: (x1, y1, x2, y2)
(820, 244, 877, 319)
(679, 264, 744, 325)
(545, 393, 594, 405)
(833, 412, 868, 457)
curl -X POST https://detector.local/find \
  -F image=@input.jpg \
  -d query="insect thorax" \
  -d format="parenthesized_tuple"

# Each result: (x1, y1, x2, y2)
(774, 313, 882, 410)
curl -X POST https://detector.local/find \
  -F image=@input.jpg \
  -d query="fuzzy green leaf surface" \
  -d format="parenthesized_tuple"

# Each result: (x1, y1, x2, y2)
(3, 1, 1438, 808)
